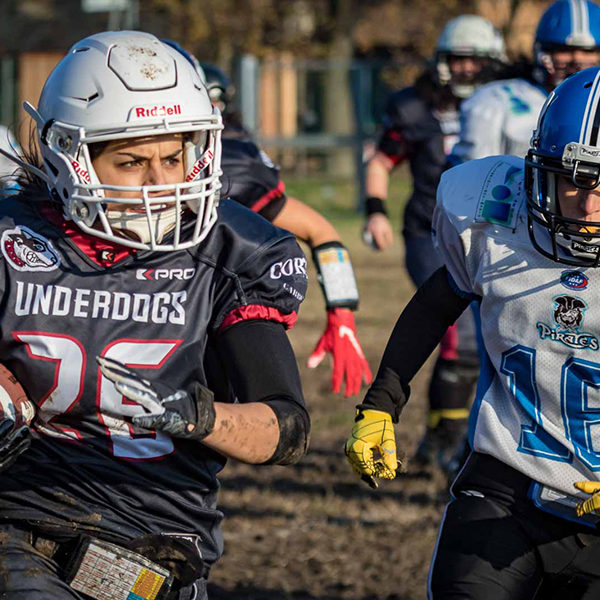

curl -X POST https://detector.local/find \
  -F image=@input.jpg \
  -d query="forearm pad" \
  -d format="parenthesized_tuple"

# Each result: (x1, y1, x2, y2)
(262, 397, 310, 465)
(360, 266, 472, 422)
(312, 241, 359, 310)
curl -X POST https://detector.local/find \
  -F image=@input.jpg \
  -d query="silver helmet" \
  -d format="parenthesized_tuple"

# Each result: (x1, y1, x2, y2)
(435, 14, 507, 98)
(26, 30, 223, 252)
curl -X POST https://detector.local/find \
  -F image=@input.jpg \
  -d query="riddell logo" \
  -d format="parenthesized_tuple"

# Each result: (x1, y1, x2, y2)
(133, 104, 182, 119)
(71, 159, 91, 184)
(185, 150, 214, 182)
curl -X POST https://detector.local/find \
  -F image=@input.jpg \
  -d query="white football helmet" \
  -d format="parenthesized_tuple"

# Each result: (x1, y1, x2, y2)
(435, 15, 507, 98)
(25, 31, 222, 252)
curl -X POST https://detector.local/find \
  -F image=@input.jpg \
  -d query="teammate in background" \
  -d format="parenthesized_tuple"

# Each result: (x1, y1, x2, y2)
(201, 59, 372, 397)
(449, 0, 600, 165)
(0, 32, 309, 600)
(362, 15, 506, 470)
(347, 66, 600, 599)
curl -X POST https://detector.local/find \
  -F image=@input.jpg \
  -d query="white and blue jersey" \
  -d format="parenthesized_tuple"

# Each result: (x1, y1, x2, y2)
(434, 155, 600, 500)
(449, 79, 547, 164)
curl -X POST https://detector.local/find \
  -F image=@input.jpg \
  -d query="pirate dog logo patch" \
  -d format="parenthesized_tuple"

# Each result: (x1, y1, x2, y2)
(1, 226, 60, 272)
(537, 295, 599, 351)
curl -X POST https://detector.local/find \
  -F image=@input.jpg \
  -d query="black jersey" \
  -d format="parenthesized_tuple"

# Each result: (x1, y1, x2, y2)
(220, 136, 287, 222)
(378, 85, 459, 235)
(0, 194, 307, 565)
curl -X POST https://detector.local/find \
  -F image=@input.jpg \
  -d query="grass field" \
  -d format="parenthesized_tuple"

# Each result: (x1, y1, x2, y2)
(208, 172, 448, 599)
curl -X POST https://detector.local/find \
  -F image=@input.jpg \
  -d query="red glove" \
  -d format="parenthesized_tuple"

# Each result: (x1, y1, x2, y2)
(307, 308, 373, 397)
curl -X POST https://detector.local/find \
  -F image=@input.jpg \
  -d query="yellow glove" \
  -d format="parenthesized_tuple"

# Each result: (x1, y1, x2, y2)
(345, 408, 398, 488)
(574, 481, 600, 517)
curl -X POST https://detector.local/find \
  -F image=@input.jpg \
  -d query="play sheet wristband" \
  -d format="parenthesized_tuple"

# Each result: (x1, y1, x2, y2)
(66, 538, 173, 600)
(312, 241, 359, 309)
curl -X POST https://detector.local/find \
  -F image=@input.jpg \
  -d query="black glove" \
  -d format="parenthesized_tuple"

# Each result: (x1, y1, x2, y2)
(96, 356, 216, 440)
(0, 418, 31, 471)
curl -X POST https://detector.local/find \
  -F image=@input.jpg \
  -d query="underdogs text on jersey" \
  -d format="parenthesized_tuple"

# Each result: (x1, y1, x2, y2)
(14, 282, 187, 325)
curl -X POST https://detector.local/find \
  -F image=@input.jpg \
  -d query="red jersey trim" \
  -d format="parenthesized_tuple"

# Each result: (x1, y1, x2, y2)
(220, 304, 298, 331)
(379, 129, 409, 166)
(251, 180, 286, 214)
(39, 204, 135, 266)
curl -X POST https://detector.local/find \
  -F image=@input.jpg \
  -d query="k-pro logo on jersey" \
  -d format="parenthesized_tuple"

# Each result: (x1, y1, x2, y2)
(1, 226, 60, 272)
(537, 295, 599, 351)
(560, 270, 589, 291)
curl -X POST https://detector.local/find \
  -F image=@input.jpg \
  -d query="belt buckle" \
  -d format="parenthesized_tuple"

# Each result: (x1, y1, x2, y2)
(65, 537, 173, 600)
(531, 482, 600, 526)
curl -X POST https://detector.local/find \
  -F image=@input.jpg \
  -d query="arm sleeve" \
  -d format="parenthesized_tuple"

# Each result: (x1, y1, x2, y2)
(375, 91, 412, 165)
(377, 126, 410, 166)
(360, 267, 470, 421)
(215, 319, 310, 465)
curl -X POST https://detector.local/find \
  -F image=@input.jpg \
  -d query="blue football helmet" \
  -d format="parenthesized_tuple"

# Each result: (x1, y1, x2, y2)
(534, 0, 600, 86)
(526, 65, 600, 266)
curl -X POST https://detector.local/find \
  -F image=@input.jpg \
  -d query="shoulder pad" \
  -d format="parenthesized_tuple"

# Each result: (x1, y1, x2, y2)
(221, 137, 261, 164)
(439, 155, 525, 231)
(197, 199, 294, 271)
(463, 78, 546, 116)
(383, 86, 425, 127)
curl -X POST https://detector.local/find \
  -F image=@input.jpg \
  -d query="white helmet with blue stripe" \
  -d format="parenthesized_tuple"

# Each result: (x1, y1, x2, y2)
(534, 0, 600, 87)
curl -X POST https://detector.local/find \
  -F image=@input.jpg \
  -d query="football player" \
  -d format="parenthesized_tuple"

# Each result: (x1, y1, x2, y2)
(449, 0, 600, 165)
(0, 31, 310, 600)
(346, 66, 600, 598)
(165, 47, 372, 397)
(362, 15, 506, 471)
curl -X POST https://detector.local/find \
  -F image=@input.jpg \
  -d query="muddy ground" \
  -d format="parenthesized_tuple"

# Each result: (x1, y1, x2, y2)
(208, 203, 449, 600)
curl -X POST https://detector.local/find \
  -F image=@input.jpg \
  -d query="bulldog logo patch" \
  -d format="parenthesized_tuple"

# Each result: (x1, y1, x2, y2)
(1, 226, 60, 272)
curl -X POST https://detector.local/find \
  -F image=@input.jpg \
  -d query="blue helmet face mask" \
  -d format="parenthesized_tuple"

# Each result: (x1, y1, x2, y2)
(526, 66, 600, 267)
(534, 0, 600, 87)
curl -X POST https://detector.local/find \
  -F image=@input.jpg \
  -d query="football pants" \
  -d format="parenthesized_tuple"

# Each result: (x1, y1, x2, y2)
(0, 419, 30, 472)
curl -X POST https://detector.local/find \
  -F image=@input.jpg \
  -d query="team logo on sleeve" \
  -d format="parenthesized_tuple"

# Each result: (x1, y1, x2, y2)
(475, 161, 522, 229)
(1, 226, 60, 272)
(537, 295, 599, 351)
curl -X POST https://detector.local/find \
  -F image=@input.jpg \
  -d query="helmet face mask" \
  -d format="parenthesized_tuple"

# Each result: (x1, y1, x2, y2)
(526, 67, 600, 267)
(27, 31, 223, 252)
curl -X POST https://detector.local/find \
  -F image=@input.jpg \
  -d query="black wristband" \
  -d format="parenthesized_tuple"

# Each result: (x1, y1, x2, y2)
(365, 196, 388, 216)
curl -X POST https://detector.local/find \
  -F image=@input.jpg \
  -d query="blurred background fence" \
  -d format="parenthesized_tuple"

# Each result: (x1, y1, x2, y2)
(0, 0, 551, 205)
